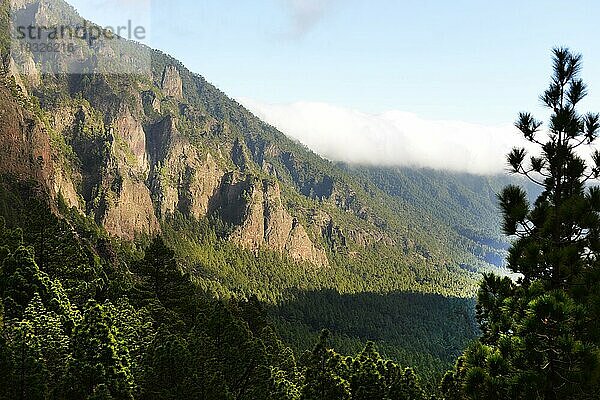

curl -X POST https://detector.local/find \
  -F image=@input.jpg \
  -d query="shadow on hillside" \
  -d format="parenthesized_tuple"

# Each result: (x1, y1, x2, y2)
(266, 289, 478, 369)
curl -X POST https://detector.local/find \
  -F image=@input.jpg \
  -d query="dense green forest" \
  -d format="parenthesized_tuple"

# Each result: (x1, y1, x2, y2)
(0, 176, 480, 392)
(0, 182, 432, 399)
(158, 212, 480, 385)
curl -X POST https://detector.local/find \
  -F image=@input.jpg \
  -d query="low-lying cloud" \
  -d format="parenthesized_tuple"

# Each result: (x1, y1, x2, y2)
(240, 99, 530, 175)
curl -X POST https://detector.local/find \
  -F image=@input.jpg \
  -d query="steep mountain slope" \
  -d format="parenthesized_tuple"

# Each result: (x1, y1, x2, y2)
(2, 0, 496, 284)
(344, 167, 538, 267)
(0, 0, 517, 382)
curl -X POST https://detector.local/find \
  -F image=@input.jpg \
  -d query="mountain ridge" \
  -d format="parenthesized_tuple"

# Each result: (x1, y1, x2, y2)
(1, 0, 511, 280)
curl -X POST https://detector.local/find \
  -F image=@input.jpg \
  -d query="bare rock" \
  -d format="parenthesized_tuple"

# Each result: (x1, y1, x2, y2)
(147, 116, 226, 218)
(0, 83, 51, 186)
(52, 168, 82, 211)
(22, 56, 40, 87)
(102, 178, 160, 240)
(161, 65, 183, 99)
(231, 179, 329, 266)
(286, 221, 329, 267)
(112, 106, 150, 176)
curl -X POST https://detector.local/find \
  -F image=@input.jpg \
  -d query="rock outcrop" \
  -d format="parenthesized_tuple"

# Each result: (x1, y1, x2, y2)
(102, 178, 160, 240)
(52, 168, 81, 211)
(0, 76, 52, 188)
(87, 107, 161, 239)
(22, 56, 41, 87)
(113, 106, 150, 176)
(142, 117, 328, 265)
(161, 66, 183, 99)
(147, 116, 226, 219)
(230, 179, 329, 267)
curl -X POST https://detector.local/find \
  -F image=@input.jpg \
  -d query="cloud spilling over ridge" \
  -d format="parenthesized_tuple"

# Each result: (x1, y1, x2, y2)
(240, 99, 530, 175)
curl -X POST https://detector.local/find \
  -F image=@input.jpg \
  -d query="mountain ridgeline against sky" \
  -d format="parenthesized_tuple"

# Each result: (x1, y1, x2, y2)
(1, 0, 511, 273)
(0, 0, 563, 398)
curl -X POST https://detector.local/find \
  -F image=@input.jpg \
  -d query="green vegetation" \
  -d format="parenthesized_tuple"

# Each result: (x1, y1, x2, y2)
(0, 187, 428, 399)
(159, 213, 480, 386)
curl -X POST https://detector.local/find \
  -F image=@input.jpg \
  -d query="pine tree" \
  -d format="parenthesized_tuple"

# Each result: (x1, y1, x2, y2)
(104, 297, 154, 394)
(271, 367, 301, 400)
(0, 247, 52, 319)
(300, 330, 351, 400)
(134, 237, 197, 325)
(203, 301, 272, 400)
(186, 322, 235, 400)
(0, 319, 48, 400)
(350, 342, 386, 400)
(23, 292, 71, 397)
(141, 326, 195, 400)
(385, 364, 425, 400)
(261, 326, 302, 400)
(67, 300, 134, 400)
(442, 48, 600, 400)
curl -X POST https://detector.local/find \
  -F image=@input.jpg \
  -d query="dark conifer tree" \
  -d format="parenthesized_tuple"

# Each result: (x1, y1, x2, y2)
(300, 330, 351, 400)
(134, 237, 198, 326)
(384, 363, 425, 400)
(442, 48, 600, 400)
(0, 320, 48, 400)
(67, 300, 134, 400)
(141, 326, 194, 400)
(23, 292, 71, 397)
(0, 247, 52, 319)
(349, 341, 386, 400)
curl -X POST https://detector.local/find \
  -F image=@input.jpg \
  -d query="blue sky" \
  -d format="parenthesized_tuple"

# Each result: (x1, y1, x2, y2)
(67, 0, 600, 173)
(69, 0, 600, 123)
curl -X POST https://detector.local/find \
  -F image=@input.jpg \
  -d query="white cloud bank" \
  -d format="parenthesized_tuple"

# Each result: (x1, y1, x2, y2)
(240, 99, 530, 175)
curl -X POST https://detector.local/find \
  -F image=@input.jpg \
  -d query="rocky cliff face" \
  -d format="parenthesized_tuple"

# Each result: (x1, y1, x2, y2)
(147, 114, 226, 221)
(142, 114, 329, 266)
(0, 52, 330, 265)
(161, 66, 183, 99)
(101, 178, 160, 240)
(228, 178, 329, 266)
(0, 74, 51, 187)
(0, 0, 407, 268)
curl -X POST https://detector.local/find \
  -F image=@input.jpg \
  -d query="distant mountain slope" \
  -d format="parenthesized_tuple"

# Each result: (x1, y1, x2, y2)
(343, 166, 538, 267)
(1, 0, 500, 285)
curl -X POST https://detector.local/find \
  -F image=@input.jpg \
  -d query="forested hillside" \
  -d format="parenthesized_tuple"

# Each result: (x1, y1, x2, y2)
(1, 0, 599, 398)
(0, 0, 508, 386)
(0, 183, 434, 399)
(345, 167, 542, 266)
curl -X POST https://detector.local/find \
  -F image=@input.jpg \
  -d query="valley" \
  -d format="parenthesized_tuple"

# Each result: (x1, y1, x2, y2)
(2, 1, 597, 399)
